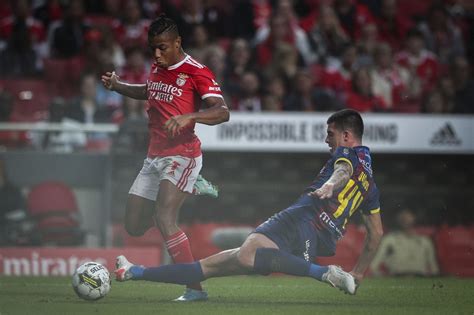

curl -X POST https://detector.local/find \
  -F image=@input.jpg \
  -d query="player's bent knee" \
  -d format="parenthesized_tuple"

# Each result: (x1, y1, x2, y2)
(236, 248, 255, 271)
(124, 222, 146, 237)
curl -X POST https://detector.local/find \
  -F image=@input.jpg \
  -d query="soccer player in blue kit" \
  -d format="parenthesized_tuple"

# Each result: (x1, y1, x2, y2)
(115, 109, 384, 295)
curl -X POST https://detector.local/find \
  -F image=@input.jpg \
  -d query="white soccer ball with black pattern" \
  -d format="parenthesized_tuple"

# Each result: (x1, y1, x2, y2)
(72, 262, 111, 301)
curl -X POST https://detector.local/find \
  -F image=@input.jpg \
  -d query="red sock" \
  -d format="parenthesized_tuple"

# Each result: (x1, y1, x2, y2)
(165, 230, 203, 291)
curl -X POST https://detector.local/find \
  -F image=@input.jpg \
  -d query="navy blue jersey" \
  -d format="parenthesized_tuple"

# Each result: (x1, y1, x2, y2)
(305, 146, 380, 243)
(254, 146, 380, 259)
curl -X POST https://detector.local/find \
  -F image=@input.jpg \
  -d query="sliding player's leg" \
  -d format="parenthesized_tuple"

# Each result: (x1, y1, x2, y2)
(113, 233, 274, 284)
(117, 209, 356, 295)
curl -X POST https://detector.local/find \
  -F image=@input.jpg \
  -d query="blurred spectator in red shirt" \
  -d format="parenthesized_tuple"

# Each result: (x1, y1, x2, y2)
(308, 4, 350, 65)
(114, 0, 150, 50)
(375, 0, 414, 51)
(333, 0, 375, 39)
(370, 43, 418, 110)
(255, 1, 316, 66)
(346, 67, 387, 112)
(319, 43, 357, 102)
(418, 4, 465, 67)
(395, 28, 439, 95)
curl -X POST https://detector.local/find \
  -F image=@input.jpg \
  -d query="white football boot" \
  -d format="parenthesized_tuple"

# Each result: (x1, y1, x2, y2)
(322, 265, 356, 295)
(114, 255, 135, 282)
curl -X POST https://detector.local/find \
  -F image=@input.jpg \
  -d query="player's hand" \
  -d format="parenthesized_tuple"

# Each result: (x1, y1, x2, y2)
(101, 71, 119, 91)
(164, 114, 194, 138)
(308, 182, 335, 199)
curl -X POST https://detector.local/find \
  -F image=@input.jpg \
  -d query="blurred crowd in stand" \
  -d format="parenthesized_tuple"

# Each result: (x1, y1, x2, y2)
(0, 0, 472, 149)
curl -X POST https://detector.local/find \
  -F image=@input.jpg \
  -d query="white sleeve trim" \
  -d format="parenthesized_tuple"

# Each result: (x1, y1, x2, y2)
(201, 93, 223, 100)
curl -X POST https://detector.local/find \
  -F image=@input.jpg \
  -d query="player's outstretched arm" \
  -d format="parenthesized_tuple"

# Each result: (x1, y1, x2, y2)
(101, 71, 148, 100)
(164, 97, 229, 138)
(309, 160, 352, 199)
(351, 212, 383, 284)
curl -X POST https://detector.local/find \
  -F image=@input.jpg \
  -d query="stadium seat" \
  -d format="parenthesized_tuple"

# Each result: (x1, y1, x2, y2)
(435, 225, 474, 277)
(2, 79, 50, 122)
(27, 181, 84, 246)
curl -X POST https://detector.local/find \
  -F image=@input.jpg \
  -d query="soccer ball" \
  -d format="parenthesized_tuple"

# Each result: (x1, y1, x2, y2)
(72, 262, 111, 301)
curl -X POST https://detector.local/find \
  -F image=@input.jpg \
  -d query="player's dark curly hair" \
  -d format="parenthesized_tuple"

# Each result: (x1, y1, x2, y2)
(148, 14, 179, 39)
(327, 109, 364, 139)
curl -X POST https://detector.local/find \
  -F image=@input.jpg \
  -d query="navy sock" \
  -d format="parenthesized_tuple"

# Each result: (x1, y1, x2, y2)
(309, 264, 329, 280)
(137, 262, 205, 285)
(253, 248, 311, 277)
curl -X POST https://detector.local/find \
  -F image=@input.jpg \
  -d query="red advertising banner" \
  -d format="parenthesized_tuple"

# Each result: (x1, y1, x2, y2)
(0, 247, 161, 276)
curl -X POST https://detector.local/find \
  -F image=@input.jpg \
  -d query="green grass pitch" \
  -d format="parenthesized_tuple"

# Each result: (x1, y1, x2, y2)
(1, 276, 473, 315)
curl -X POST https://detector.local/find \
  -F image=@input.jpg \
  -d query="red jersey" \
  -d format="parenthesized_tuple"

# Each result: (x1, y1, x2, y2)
(146, 54, 223, 158)
(395, 50, 439, 92)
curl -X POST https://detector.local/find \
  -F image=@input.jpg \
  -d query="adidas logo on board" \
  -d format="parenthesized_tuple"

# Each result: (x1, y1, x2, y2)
(430, 123, 461, 145)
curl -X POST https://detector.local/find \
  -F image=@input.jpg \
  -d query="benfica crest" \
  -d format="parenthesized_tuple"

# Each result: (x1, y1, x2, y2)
(176, 73, 189, 86)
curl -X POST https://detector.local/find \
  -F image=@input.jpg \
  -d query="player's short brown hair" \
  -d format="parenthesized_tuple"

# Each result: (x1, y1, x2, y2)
(327, 109, 364, 139)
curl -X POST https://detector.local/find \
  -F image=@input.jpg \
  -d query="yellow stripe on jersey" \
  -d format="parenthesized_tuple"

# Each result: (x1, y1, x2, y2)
(369, 208, 380, 214)
(334, 158, 353, 176)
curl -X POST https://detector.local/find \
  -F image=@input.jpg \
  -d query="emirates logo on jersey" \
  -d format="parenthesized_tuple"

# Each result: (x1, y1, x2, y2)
(148, 80, 183, 102)
(176, 73, 189, 87)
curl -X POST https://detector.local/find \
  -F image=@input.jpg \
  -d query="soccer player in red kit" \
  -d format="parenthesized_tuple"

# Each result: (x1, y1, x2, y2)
(101, 15, 229, 301)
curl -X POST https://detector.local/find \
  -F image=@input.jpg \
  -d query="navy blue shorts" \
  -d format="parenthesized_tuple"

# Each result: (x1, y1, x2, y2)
(254, 195, 334, 261)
